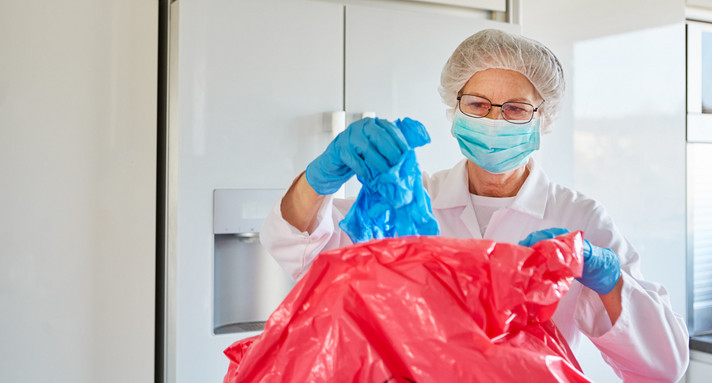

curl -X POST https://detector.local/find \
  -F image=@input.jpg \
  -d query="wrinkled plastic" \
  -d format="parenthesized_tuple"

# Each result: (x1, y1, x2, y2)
(340, 117, 439, 243)
(520, 227, 621, 295)
(224, 233, 590, 383)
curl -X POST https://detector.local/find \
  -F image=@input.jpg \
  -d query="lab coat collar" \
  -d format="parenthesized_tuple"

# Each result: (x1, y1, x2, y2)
(429, 159, 471, 210)
(429, 157, 549, 220)
(510, 158, 548, 219)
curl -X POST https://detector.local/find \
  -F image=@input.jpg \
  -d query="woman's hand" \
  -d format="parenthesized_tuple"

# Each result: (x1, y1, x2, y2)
(305, 117, 410, 195)
(282, 117, 419, 234)
(519, 227, 622, 295)
(519, 228, 623, 323)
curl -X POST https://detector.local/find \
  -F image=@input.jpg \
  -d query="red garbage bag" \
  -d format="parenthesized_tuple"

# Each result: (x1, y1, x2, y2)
(224, 233, 591, 382)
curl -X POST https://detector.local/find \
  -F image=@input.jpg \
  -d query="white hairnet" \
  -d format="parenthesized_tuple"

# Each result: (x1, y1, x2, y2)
(439, 29, 564, 133)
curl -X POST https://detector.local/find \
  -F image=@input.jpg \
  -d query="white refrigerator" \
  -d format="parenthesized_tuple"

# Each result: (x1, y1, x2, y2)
(163, 1, 515, 381)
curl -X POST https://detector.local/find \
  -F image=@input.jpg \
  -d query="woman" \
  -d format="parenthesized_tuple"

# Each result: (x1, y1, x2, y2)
(261, 29, 689, 381)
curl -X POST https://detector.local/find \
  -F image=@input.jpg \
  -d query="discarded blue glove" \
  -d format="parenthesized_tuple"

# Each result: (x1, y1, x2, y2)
(339, 118, 439, 243)
(519, 228, 621, 295)
(305, 117, 410, 195)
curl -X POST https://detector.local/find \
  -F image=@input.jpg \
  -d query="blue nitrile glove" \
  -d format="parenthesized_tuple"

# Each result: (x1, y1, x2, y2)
(338, 117, 439, 243)
(518, 228, 622, 295)
(305, 117, 410, 195)
(517, 227, 570, 247)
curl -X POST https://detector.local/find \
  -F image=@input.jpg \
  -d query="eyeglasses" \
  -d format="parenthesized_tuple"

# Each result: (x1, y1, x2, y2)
(457, 94, 544, 124)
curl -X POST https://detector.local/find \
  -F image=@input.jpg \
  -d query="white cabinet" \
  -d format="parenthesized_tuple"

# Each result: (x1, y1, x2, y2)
(170, 1, 514, 381)
(177, 0, 344, 187)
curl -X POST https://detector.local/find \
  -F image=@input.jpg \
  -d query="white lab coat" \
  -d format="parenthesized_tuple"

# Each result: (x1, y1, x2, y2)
(261, 158, 689, 382)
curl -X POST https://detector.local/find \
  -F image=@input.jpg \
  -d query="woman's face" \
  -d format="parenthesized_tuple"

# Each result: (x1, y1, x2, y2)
(459, 68, 543, 121)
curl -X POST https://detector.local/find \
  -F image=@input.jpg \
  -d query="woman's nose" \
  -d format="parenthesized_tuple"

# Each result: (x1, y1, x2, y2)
(486, 105, 506, 120)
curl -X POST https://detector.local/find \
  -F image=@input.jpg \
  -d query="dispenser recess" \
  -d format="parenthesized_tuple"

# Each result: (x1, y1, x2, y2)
(213, 188, 295, 333)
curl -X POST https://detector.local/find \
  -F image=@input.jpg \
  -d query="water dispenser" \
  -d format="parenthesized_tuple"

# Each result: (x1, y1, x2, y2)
(213, 188, 295, 334)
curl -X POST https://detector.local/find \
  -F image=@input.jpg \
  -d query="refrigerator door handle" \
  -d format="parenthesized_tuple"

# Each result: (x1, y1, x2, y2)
(331, 111, 346, 138)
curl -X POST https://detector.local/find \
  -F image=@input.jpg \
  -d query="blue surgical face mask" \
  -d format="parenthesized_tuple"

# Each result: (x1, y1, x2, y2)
(451, 109, 540, 174)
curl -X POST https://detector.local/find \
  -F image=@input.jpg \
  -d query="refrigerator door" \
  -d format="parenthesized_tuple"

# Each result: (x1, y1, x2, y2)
(170, 1, 514, 381)
(171, 1, 344, 381)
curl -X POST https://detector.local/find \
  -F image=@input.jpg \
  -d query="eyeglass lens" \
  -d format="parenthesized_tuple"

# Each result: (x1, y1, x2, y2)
(459, 94, 535, 123)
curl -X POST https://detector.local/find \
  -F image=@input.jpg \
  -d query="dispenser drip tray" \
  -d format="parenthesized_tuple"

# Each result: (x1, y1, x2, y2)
(214, 321, 267, 334)
(213, 234, 295, 334)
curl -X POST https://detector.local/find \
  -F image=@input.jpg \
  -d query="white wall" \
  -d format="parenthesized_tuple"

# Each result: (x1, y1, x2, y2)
(0, 1, 157, 382)
(523, 1, 687, 381)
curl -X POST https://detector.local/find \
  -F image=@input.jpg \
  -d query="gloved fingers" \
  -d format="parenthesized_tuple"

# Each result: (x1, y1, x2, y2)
(304, 137, 358, 195)
(339, 117, 411, 180)
(306, 117, 419, 196)
(340, 146, 375, 183)
(395, 118, 431, 148)
(578, 243, 621, 295)
(549, 227, 570, 237)
(339, 124, 390, 178)
(518, 227, 570, 247)
(582, 239, 593, 261)
(305, 160, 352, 195)
(376, 117, 411, 152)
(364, 118, 410, 167)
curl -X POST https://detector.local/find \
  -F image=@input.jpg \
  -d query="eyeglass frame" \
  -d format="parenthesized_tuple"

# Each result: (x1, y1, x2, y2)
(456, 94, 545, 124)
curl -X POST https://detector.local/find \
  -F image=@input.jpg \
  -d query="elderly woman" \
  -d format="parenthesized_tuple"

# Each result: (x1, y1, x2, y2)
(261, 29, 689, 381)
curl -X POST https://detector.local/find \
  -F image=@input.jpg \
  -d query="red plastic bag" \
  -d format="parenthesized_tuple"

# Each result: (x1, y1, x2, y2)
(224, 233, 591, 382)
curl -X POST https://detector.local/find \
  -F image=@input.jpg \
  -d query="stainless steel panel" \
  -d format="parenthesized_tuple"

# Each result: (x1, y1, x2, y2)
(213, 234, 295, 333)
